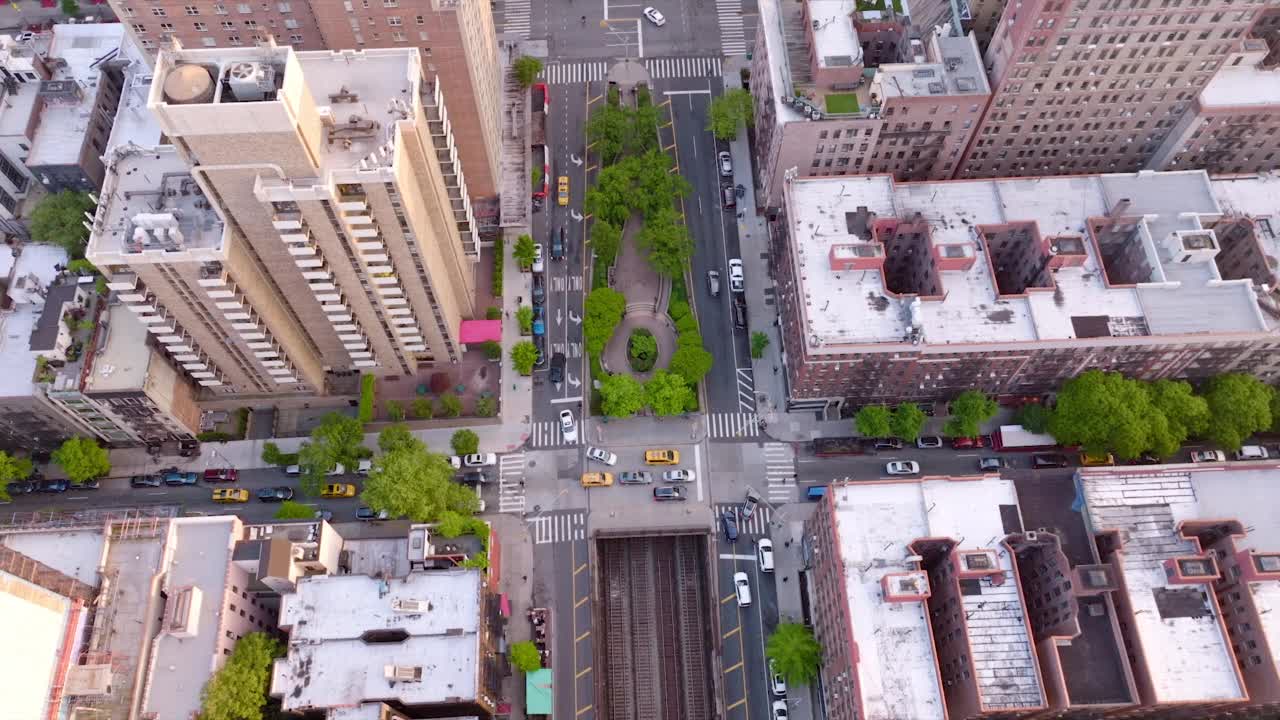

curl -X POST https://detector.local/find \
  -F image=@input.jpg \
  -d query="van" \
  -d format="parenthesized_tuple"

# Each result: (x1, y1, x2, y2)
(733, 571, 752, 607)
(732, 297, 747, 329)
(1234, 445, 1270, 461)
(806, 485, 828, 501)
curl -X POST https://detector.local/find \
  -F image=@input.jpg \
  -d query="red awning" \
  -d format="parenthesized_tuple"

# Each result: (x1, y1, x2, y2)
(459, 319, 502, 344)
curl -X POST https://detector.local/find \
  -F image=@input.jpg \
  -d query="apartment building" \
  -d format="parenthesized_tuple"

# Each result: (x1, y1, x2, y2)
(87, 44, 478, 400)
(770, 168, 1280, 413)
(107, 0, 502, 212)
(803, 476, 1045, 720)
(956, 0, 1263, 179)
(750, 0, 989, 206)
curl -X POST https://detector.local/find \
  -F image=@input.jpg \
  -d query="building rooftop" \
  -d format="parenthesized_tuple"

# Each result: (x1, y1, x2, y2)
(809, 0, 862, 68)
(871, 33, 988, 99)
(27, 23, 129, 170)
(0, 566, 74, 720)
(0, 243, 68, 398)
(0, 33, 51, 141)
(784, 169, 1270, 352)
(82, 302, 154, 393)
(28, 281, 80, 353)
(1078, 470, 1246, 703)
(104, 54, 161, 156)
(1, 529, 106, 586)
(273, 569, 484, 711)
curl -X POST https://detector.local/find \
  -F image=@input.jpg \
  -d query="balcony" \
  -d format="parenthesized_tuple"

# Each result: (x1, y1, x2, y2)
(383, 297, 407, 307)
(295, 257, 324, 269)
(127, 296, 160, 315)
(273, 375, 299, 384)
(240, 331, 267, 341)
(197, 263, 228, 288)
(363, 255, 391, 265)
(343, 212, 373, 225)
(183, 361, 209, 371)
(266, 366, 294, 376)
(255, 349, 280, 359)
(272, 210, 304, 230)
(198, 378, 224, 387)
(386, 306, 411, 316)
(353, 359, 377, 368)
(301, 269, 331, 281)
(322, 304, 349, 316)
(308, 281, 337, 292)
(349, 226, 378, 238)
(314, 292, 343, 303)
(190, 371, 217, 379)
(349, 351, 373, 359)
(344, 342, 368, 351)
(372, 275, 399, 286)
(391, 316, 417, 326)
(279, 227, 311, 244)
(338, 198, 367, 212)
(338, 333, 365, 343)
(355, 240, 383, 252)
(106, 273, 139, 292)
(245, 341, 273, 350)
(376, 286, 403, 297)
(260, 359, 286, 368)
(287, 243, 318, 257)
(404, 344, 427, 352)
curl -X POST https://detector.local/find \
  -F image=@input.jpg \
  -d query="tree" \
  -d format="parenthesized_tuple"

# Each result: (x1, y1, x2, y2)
(0, 451, 32, 502)
(584, 162, 634, 226)
(517, 305, 534, 335)
(1014, 403, 1052, 433)
(513, 234, 537, 269)
(707, 88, 754, 140)
(943, 390, 998, 440)
(766, 623, 822, 686)
(586, 102, 631, 165)
(52, 437, 109, 483)
(514, 55, 543, 88)
(30, 191, 95, 258)
(600, 373, 646, 418)
(476, 396, 497, 417)
(60, 0, 79, 14)
(629, 151, 691, 218)
(297, 413, 367, 495)
(385, 399, 405, 421)
(890, 403, 927, 443)
(584, 287, 626, 356)
(626, 102, 661, 155)
(854, 405, 891, 438)
(481, 340, 503, 360)
(451, 429, 480, 456)
(274, 500, 316, 520)
(509, 640, 542, 673)
(1047, 371, 1158, 459)
(750, 331, 770, 359)
(378, 424, 417, 454)
(628, 329, 658, 372)
(261, 441, 297, 466)
(438, 392, 463, 418)
(361, 437, 478, 521)
(511, 341, 538, 375)
(1202, 373, 1275, 451)
(411, 398, 434, 420)
(199, 632, 283, 720)
(637, 207, 693, 278)
(591, 221, 623, 265)
(646, 371, 694, 416)
(669, 343, 713, 385)
(1147, 379, 1209, 457)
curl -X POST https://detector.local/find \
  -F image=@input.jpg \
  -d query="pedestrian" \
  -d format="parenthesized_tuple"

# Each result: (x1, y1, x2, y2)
(783, 576, 788, 583)
(773, 366, 778, 374)
(522, 574, 528, 582)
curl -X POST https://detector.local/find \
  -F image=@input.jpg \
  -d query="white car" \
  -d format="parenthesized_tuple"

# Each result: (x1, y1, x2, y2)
(719, 150, 733, 177)
(1189, 449, 1226, 463)
(559, 409, 578, 444)
(728, 258, 744, 293)
(327, 463, 345, 476)
(885, 460, 919, 475)
(463, 453, 497, 468)
(448, 456, 463, 469)
(734, 571, 752, 607)
(585, 446, 618, 466)
(757, 538, 775, 572)
(532, 243, 544, 273)
(769, 659, 787, 696)
(662, 469, 695, 483)
(642, 6, 666, 25)
(356, 459, 372, 475)
(772, 699, 789, 719)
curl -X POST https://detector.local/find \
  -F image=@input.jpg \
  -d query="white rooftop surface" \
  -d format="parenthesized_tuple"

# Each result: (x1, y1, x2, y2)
(1199, 61, 1280, 108)
(2, 530, 105, 586)
(787, 170, 1268, 350)
(1212, 172, 1280, 316)
(84, 303, 153, 393)
(0, 571, 73, 720)
(0, 243, 67, 397)
(809, 0, 861, 68)
(873, 35, 989, 99)
(0, 33, 50, 139)
(143, 516, 239, 720)
(105, 63, 162, 155)
(27, 23, 127, 168)
(758, 0, 807, 124)
(1079, 470, 1245, 703)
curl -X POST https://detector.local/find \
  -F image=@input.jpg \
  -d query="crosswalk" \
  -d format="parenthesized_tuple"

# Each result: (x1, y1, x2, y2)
(763, 442, 796, 503)
(737, 368, 756, 413)
(543, 61, 609, 86)
(717, 0, 748, 55)
(498, 0, 531, 38)
(530, 420, 580, 448)
(715, 503, 773, 536)
(530, 510, 587, 544)
(498, 452, 527, 514)
(643, 56, 723, 80)
(706, 412, 761, 440)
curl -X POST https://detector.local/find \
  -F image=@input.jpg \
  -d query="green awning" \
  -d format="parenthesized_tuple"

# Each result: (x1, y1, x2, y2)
(525, 668, 553, 715)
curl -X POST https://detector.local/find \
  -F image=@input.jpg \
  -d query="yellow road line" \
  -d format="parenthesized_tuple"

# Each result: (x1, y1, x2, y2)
(576, 705, 594, 716)
(575, 595, 590, 609)
(726, 698, 747, 711)
(587, 165, 598, 172)
(576, 630, 591, 643)
(724, 660, 744, 674)
(721, 592, 736, 604)
(575, 562, 588, 575)
(588, 95, 603, 104)
(723, 626, 741, 640)
(576, 666, 592, 679)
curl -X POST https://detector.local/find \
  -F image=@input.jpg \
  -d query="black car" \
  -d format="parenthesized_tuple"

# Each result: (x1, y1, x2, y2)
(130, 474, 163, 488)
(549, 352, 566, 384)
(872, 438, 904, 450)
(551, 227, 566, 261)
(356, 506, 389, 521)
(532, 274, 546, 305)
(653, 486, 685, 501)
(722, 508, 740, 543)
(71, 478, 100, 490)
(534, 335, 546, 367)
(6, 480, 34, 495)
(1032, 453, 1071, 469)
(454, 471, 488, 485)
(36, 479, 70, 493)
(257, 486, 295, 502)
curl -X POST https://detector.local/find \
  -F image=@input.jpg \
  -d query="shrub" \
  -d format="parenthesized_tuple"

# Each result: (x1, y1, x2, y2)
(411, 397, 434, 419)
(476, 396, 497, 417)
(385, 400, 405, 421)
(358, 375, 376, 423)
(485, 306, 502, 320)
(628, 328, 658, 372)
(750, 331, 770, 359)
(438, 393, 463, 418)
(234, 407, 250, 439)
(196, 431, 233, 442)
(675, 313, 699, 335)
(451, 429, 480, 456)
(511, 341, 538, 376)
(668, 299, 690, 321)
(492, 236, 504, 296)
(514, 56, 543, 87)
(482, 340, 503, 360)
(510, 640, 542, 673)
(517, 305, 534, 335)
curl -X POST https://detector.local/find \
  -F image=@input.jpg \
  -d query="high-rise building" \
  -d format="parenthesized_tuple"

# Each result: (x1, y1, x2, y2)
(956, 0, 1264, 179)
(106, 0, 502, 212)
(87, 45, 478, 400)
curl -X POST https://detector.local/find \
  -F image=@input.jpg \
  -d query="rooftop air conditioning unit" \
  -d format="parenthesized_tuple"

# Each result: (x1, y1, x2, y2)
(226, 61, 274, 102)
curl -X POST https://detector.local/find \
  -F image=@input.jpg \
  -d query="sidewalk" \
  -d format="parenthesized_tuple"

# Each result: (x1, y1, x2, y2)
(772, 509, 818, 720)
(490, 512, 535, 720)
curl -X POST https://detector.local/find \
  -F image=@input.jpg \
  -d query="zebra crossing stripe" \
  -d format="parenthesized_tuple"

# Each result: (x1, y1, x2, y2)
(498, 452, 526, 514)
(499, 0, 532, 36)
(531, 511, 587, 544)
(643, 57, 723, 80)
(543, 61, 608, 85)
(716, 0, 747, 55)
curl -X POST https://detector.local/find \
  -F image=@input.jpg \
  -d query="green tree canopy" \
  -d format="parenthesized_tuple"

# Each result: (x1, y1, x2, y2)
(1047, 371, 1158, 458)
(943, 390, 998, 439)
(854, 405, 891, 438)
(707, 88, 755, 140)
(52, 437, 109, 483)
(511, 340, 538, 375)
(1202, 373, 1275, 451)
(669, 343, 713, 385)
(584, 287, 626, 356)
(514, 55, 543, 88)
(1014, 403, 1052, 433)
(509, 640, 543, 673)
(584, 152, 690, 226)
(200, 632, 283, 720)
(513, 234, 536, 269)
(645, 370, 694, 416)
(0, 451, 33, 502)
(600, 372, 647, 418)
(750, 331, 770, 359)
(274, 500, 316, 520)
(30, 191, 94, 258)
(451, 429, 480, 456)
(378, 423, 416, 454)
(766, 622, 822, 686)
(627, 102, 661, 155)
(517, 305, 534, 334)
(361, 436, 477, 521)
(586, 102, 631, 165)
(890, 403, 927, 443)
(297, 412, 367, 495)
(438, 392, 463, 417)
(637, 207, 693, 278)
(591, 221, 623, 265)
(1147, 379, 1210, 457)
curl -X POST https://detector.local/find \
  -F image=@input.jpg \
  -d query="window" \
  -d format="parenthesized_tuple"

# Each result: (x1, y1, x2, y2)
(151, 7, 166, 16)
(383, 0, 399, 5)
(222, 21, 234, 29)
(228, 34, 242, 44)
(132, 23, 147, 34)
(244, 19, 258, 27)
(121, 6, 135, 15)
(416, 14, 425, 23)
(277, 1, 292, 10)
(289, 33, 304, 42)
(392, 30, 406, 41)
(237, 3, 251, 12)
(193, 21, 207, 30)
(388, 15, 402, 25)
(202, 37, 217, 46)
(284, 18, 298, 28)
(159, 22, 174, 30)
(214, 3, 228, 13)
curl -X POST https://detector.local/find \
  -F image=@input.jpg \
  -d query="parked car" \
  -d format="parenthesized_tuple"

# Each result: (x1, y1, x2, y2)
(326, 464, 346, 476)
(722, 185, 736, 209)
(71, 479, 99, 490)
(718, 150, 733, 177)
(733, 571, 751, 606)
(203, 468, 238, 483)
(951, 436, 987, 449)
(769, 658, 787, 696)
(757, 538, 775, 572)
(885, 461, 920, 475)
(813, 437, 864, 457)
(706, 270, 721, 296)
(722, 508, 739, 543)
(586, 446, 618, 466)
(741, 490, 761, 521)
(1079, 452, 1116, 467)
(653, 486, 685, 501)
(284, 464, 302, 476)
(257, 486, 295, 502)
(357, 459, 372, 475)
(620, 471, 654, 484)
(129, 475, 162, 489)
(532, 273, 546, 304)
(462, 453, 498, 468)
(1032, 453, 1071, 469)
(1128, 453, 1162, 465)
(580, 472, 614, 487)
(728, 258, 744, 293)
(212, 488, 250, 503)
(1235, 445, 1269, 461)
(455, 471, 489, 485)
(534, 335, 547, 367)
(552, 226, 566, 260)
(772, 700, 789, 720)
(356, 506, 389, 521)
(533, 306, 546, 336)
(559, 409, 578, 443)
(532, 243, 544, 273)
(1190, 449, 1226, 463)
(448, 456, 464, 469)
(314, 509, 334, 522)
(642, 5, 666, 25)
(978, 457, 1006, 472)
(915, 436, 943, 449)
(36, 479, 69, 493)
(662, 469, 695, 483)
(321, 483, 357, 498)
(162, 471, 198, 486)
(6, 480, 33, 495)
(550, 352, 566, 384)
(644, 449, 680, 465)
(873, 438, 903, 450)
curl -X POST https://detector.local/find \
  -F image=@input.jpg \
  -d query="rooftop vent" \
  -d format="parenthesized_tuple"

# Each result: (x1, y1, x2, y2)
(392, 598, 430, 613)
(384, 665, 423, 682)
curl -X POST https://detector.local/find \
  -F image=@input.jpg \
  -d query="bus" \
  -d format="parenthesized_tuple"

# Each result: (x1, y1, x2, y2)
(992, 424, 1059, 452)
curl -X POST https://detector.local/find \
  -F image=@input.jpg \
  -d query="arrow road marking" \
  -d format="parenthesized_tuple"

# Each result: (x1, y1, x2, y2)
(556, 308, 564, 326)
(569, 310, 582, 324)
(570, 209, 583, 221)
(570, 153, 583, 166)
(567, 372, 581, 388)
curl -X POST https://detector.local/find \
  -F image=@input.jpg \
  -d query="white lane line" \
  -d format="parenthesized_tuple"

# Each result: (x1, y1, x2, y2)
(695, 441, 704, 503)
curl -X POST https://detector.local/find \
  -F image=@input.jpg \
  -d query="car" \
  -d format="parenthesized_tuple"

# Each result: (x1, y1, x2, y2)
(757, 538, 775, 572)
(886, 460, 920, 475)
(1235, 445, 1270, 461)
(586, 446, 618, 465)
(455, 471, 488, 485)
(532, 273, 546, 304)
(1128, 453, 1162, 465)
(473, 484, 487, 513)
(1079, 451, 1116, 467)
(532, 243, 544, 273)
(769, 658, 787, 696)
(257, 486, 295, 502)
(559, 409, 578, 443)
(551, 227, 566, 261)
(203, 468, 238, 483)
(549, 352, 566, 384)
(978, 457, 1006, 472)
(1032, 453, 1071, 469)
(722, 508, 740, 543)
(873, 438, 904, 450)
(707, 270, 720, 296)
(70, 478, 100, 490)
(662, 469, 695, 483)
(772, 699, 789, 720)
(6, 480, 34, 495)
(321, 483, 357, 498)
(718, 150, 733, 177)
(534, 335, 547, 367)
(642, 6, 666, 25)
(557, 175, 569, 206)
(448, 456, 463, 469)
(620, 471, 654, 484)
(162, 471, 198, 486)
(212, 488, 250, 503)
(129, 475, 162, 488)
(951, 436, 987, 449)
(35, 479, 69, 493)
(653, 486, 685, 501)
(644, 449, 680, 465)
(916, 436, 943, 449)
(356, 506, 389, 521)
(284, 464, 301, 476)
(314, 509, 334, 522)
(533, 305, 546, 336)
(722, 184, 736, 209)
(728, 258, 744, 293)
(357, 459, 372, 475)
(732, 295, 747, 329)
(1190, 449, 1226, 463)
(463, 453, 498, 468)
(733, 571, 751, 606)
(742, 490, 761, 521)
(581, 472, 614, 487)
(326, 464, 346, 476)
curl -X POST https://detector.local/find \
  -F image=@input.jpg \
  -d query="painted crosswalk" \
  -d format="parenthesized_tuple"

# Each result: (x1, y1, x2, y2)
(498, 0, 531, 38)
(643, 56, 723, 80)
(715, 503, 773, 536)
(498, 452, 527, 514)
(543, 61, 609, 86)
(763, 442, 796, 503)
(530, 420, 580, 448)
(717, 0, 748, 55)
(706, 412, 761, 440)
(531, 510, 587, 544)
(737, 368, 756, 412)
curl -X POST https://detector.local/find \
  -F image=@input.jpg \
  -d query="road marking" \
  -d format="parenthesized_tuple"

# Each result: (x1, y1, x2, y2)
(575, 595, 590, 608)
(67, 496, 89, 501)
(695, 442, 704, 503)
(146, 492, 168, 496)
(723, 626, 741, 639)
(577, 666, 593, 679)
(575, 562, 589, 574)
(724, 660, 744, 673)
(721, 592, 736, 604)
(726, 698, 746, 711)
(663, 89, 713, 95)
(576, 630, 591, 642)
(550, 395, 585, 405)
(717, 553, 757, 561)
(576, 705, 594, 717)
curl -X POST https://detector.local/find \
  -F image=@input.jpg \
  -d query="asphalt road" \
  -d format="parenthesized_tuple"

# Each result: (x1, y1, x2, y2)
(715, 504, 777, 720)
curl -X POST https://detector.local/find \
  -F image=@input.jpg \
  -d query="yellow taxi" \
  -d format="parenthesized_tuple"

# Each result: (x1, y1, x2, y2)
(557, 175, 569, 206)
(644, 449, 680, 465)
(1079, 452, 1116, 467)
(321, 483, 357, 498)
(580, 472, 614, 488)
(212, 488, 250, 503)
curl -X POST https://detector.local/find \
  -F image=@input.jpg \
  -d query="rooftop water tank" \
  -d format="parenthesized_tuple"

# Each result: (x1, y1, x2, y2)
(162, 64, 214, 105)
